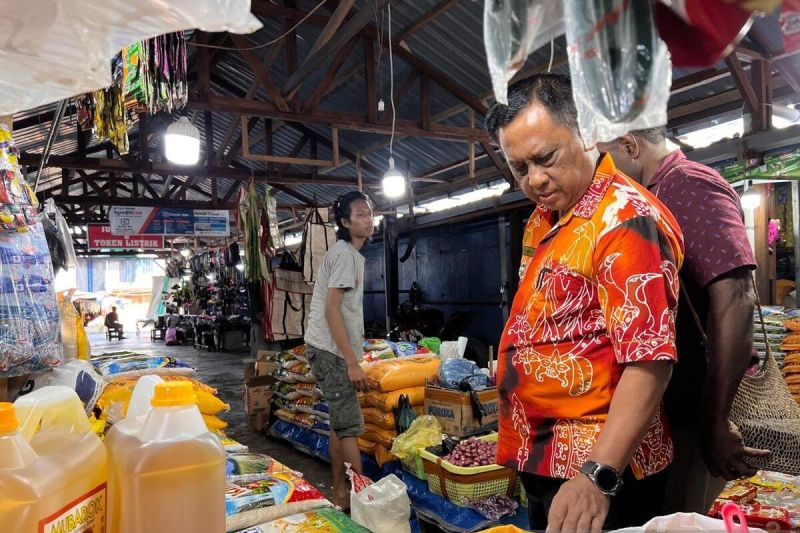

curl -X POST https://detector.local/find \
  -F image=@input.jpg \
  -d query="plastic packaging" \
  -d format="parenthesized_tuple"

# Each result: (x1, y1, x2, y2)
(365, 355, 441, 392)
(391, 415, 444, 460)
(2, 387, 108, 532)
(0, 0, 262, 115)
(484, 0, 565, 105)
(418, 337, 442, 354)
(109, 380, 226, 533)
(237, 508, 367, 533)
(465, 494, 519, 521)
(19, 359, 106, 414)
(348, 467, 412, 533)
(439, 358, 492, 390)
(564, 0, 671, 144)
(92, 354, 194, 378)
(394, 393, 419, 434)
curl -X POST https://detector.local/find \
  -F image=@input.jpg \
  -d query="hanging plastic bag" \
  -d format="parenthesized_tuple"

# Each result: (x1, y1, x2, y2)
(564, 0, 672, 144)
(393, 394, 418, 435)
(43, 198, 76, 270)
(347, 467, 412, 533)
(484, 0, 564, 105)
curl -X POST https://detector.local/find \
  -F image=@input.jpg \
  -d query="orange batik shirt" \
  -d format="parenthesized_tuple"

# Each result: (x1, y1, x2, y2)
(497, 154, 684, 480)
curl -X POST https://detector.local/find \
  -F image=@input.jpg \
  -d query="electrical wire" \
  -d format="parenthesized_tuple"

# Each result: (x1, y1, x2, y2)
(388, 2, 396, 157)
(547, 35, 555, 73)
(189, 0, 328, 51)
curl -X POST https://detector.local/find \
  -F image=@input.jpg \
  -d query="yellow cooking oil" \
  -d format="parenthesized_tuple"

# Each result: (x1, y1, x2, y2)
(111, 381, 226, 533)
(0, 386, 108, 532)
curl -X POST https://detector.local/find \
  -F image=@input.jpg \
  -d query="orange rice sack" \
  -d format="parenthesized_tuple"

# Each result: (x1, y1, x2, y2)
(364, 356, 440, 392)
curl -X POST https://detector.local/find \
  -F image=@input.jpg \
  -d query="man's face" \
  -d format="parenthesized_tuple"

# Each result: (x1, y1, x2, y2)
(498, 102, 595, 212)
(344, 199, 375, 240)
(597, 135, 644, 183)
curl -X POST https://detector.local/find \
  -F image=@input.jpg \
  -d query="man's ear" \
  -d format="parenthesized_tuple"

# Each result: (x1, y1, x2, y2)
(619, 134, 640, 159)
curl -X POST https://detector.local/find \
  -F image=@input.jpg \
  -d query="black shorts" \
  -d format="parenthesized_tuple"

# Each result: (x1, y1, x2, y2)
(306, 345, 364, 439)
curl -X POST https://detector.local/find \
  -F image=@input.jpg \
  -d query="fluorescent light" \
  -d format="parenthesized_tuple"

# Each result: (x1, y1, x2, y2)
(165, 117, 200, 165)
(136, 248, 144, 253)
(678, 119, 743, 149)
(741, 188, 761, 210)
(136, 253, 157, 259)
(416, 182, 510, 214)
(180, 248, 191, 258)
(99, 248, 110, 253)
(284, 233, 302, 247)
(382, 157, 406, 198)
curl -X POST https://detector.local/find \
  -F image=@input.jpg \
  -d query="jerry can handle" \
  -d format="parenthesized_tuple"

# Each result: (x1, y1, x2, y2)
(14, 386, 92, 441)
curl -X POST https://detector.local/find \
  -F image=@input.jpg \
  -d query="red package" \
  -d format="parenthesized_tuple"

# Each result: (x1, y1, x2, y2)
(285, 473, 326, 503)
(346, 465, 373, 494)
(710, 501, 793, 531)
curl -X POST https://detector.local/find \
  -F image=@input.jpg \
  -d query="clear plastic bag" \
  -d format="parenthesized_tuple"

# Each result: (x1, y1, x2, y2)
(347, 467, 412, 533)
(564, 0, 671, 144)
(0, 0, 262, 115)
(484, 0, 564, 105)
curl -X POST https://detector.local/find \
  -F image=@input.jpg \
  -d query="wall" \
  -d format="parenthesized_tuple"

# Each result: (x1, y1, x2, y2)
(362, 217, 507, 347)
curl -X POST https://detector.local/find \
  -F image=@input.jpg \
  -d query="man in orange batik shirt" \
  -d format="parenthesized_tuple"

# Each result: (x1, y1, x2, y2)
(486, 74, 684, 532)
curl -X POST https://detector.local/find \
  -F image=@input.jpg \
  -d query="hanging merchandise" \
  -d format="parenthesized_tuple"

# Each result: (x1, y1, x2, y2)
(0, 0, 261, 115)
(653, 0, 757, 67)
(484, 0, 564, 105)
(239, 182, 269, 283)
(782, 0, 800, 54)
(42, 198, 77, 272)
(300, 207, 336, 285)
(259, 187, 279, 269)
(0, 125, 41, 232)
(269, 253, 313, 341)
(563, 0, 671, 145)
(265, 187, 284, 251)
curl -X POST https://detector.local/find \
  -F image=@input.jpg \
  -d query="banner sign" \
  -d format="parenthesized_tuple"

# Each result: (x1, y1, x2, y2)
(88, 225, 165, 249)
(109, 207, 230, 237)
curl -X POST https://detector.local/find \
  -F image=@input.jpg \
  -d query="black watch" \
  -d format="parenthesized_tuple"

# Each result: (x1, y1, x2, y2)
(580, 461, 623, 496)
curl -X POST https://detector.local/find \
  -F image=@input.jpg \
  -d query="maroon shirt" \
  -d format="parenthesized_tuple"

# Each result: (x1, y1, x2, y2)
(647, 150, 756, 423)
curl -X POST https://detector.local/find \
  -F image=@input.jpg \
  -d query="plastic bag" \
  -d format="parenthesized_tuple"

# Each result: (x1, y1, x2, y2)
(564, 0, 671, 144)
(363, 406, 425, 430)
(418, 337, 442, 354)
(348, 468, 411, 533)
(391, 415, 443, 460)
(0, 0, 261, 115)
(92, 355, 193, 378)
(234, 508, 365, 533)
(439, 358, 491, 390)
(20, 359, 105, 414)
(610, 512, 772, 533)
(394, 393, 418, 434)
(465, 494, 519, 521)
(484, 0, 565, 105)
(43, 198, 76, 270)
(226, 453, 291, 480)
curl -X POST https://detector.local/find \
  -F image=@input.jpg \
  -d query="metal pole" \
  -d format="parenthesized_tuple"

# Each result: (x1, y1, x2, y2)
(34, 99, 69, 192)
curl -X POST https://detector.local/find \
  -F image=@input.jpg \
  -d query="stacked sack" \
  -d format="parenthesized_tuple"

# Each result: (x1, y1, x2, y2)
(783, 318, 800, 403)
(358, 355, 440, 465)
(270, 345, 331, 437)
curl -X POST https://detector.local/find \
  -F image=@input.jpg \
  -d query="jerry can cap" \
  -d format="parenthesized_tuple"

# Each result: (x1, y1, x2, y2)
(151, 381, 197, 407)
(0, 402, 19, 433)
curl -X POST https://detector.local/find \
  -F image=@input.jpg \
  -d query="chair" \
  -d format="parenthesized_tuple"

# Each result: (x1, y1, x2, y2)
(106, 327, 122, 341)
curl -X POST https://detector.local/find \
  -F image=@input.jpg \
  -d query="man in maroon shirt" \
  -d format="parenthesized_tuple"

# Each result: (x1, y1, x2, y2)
(598, 127, 771, 514)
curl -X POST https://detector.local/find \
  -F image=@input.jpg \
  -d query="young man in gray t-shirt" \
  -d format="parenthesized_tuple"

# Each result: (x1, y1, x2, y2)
(304, 191, 373, 510)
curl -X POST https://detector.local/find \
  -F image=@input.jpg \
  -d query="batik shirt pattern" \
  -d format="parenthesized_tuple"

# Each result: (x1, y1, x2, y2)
(497, 154, 685, 480)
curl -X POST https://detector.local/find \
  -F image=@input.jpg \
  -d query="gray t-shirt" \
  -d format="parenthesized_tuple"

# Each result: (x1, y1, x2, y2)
(304, 240, 365, 360)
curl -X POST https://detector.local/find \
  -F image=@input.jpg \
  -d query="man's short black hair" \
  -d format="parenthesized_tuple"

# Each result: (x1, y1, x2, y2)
(333, 191, 372, 241)
(485, 74, 578, 143)
(630, 127, 667, 144)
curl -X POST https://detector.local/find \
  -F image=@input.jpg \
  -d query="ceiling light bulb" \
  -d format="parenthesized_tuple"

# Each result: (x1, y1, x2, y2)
(382, 157, 406, 198)
(206, 272, 216, 281)
(741, 187, 761, 210)
(180, 248, 191, 258)
(235, 263, 245, 271)
(165, 117, 200, 165)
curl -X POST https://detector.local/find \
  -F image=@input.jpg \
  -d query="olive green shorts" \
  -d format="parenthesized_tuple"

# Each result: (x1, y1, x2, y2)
(306, 345, 364, 439)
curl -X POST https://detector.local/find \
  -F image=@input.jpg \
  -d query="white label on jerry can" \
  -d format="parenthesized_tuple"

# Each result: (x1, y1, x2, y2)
(38, 482, 107, 533)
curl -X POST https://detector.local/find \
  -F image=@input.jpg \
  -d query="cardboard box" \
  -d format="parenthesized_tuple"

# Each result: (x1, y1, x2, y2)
(424, 384, 499, 437)
(255, 350, 280, 377)
(244, 374, 276, 433)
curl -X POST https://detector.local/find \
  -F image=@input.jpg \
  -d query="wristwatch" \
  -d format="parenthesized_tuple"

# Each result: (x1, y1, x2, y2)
(580, 461, 623, 496)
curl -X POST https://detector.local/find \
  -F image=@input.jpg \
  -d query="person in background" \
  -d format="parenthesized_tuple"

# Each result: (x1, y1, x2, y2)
(486, 74, 684, 531)
(598, 128, 770, 514)
(304, 191, 374, 510)
(104, 305, 125, 339)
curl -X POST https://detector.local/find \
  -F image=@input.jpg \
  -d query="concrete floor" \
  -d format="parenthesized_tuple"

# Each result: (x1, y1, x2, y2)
(90, 332, 337, 500)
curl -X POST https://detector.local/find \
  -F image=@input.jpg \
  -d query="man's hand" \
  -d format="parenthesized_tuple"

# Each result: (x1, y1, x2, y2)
(704, 419, 771, 480)
(546, 474, 610, 533)
(347, 363, 370, 392)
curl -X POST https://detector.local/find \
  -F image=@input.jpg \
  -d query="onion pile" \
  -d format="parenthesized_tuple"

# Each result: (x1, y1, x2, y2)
(443, 438, 497, 467)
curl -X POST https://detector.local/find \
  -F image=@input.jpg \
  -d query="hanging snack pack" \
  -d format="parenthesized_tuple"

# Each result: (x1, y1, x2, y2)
(564, 0, 671, 144)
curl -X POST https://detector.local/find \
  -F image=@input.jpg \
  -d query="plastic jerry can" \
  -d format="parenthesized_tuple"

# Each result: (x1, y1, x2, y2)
(110, 380, 226, 533)
(105, 375, 163, 532)
(0, 386, 108, 532)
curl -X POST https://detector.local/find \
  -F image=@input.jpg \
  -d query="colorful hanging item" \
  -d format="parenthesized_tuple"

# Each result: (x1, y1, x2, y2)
(781, 0, 800, 54)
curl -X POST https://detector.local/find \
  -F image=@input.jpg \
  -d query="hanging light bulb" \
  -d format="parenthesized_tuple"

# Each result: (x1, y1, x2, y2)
(741, 187, 761, 210)
(164, 117, 200, 165)
(382, 157, 406, 198)
(180, 247, 191, 258)
(235, 263, 245, 272)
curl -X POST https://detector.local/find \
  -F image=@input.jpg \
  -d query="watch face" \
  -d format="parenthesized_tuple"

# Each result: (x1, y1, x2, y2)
(595, 466, 619, 492)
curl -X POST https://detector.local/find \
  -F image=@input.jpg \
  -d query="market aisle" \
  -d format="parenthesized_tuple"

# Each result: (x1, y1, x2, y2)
(89, 333, 336, 501)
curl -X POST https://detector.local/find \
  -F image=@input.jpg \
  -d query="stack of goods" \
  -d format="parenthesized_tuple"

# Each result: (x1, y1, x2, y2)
(269, 345, 331, 438)
(0, 124, 62, 378)
(710, 471, 800, 530)
(362, 337, 439, 363)
(358, 356, 441, 465)
(759, 306, 789, 367)
(783, 317, 800, 403)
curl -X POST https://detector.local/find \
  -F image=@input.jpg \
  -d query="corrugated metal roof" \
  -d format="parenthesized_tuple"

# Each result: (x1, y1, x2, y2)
(10, 2, 799, 222)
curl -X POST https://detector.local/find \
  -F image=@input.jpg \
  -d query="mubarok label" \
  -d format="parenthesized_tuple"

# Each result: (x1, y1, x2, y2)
(38, 482, 106, 533)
